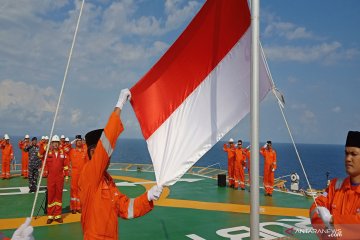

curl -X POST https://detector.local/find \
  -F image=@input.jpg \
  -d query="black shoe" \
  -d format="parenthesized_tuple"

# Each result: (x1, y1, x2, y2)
(241, 188, 245, 190)
(269, 194, 272, 197)
(47, 219, 53, 224)
(77, 209, 81, 213)
(55, 218, 63, 223)
(71, 210, 76, 214)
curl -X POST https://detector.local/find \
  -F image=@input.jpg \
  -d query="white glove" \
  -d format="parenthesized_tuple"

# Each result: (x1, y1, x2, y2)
(11, 217, 34, 240)
(115, 88, 131, 110)
(147, 185, 163, 201)
(316, 207, 333, 229)
(272, 168, 275, 172)
(263, 143, 268, 148)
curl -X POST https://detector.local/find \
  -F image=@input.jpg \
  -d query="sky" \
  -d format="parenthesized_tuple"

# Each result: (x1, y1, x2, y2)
(0, 0, 359, 145)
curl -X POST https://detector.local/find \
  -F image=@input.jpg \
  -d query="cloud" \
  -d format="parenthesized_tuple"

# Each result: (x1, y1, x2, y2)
(263, 12, 316, 41)
(164, 0, 201, 30)
(332, 106, 341, 113)
(264, 21, 314, 40)
(0, 79, 56, 122)
(263, 42, 359, 64)
(70, 109, 82, 125)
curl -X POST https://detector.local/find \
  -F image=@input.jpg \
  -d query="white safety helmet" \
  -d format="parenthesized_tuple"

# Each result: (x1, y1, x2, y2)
(60, 135, 65, 139)
(229, 138, 234, 143)
(4, 134, 10, 140)
(44, 136, 49, 140)
(41, 136, 45, 140)
(52, 135, 60, 142)
(25, 134, 30, 139)
(65, 137, 69, 142)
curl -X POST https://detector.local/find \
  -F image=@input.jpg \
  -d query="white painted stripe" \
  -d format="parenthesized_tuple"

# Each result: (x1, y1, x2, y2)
(100, 132, 113, 157)
(147, 28, 271, 186)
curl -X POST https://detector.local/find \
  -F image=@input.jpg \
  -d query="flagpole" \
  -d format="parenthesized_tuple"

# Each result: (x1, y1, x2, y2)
(250, 0, 260, 239)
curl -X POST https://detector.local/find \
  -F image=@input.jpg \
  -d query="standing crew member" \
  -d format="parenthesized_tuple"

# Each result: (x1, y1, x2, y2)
(69, 135, 87, 214)
(38, 136, 49, 177)
(46, 135, 69, 224)
(310, 131, 360, 239)
(18, 134, 30, 178)
(260, 141, 277, 196)
(1, 134, 14, 179)
(235, 140, 247, 190)
(223, 138, 236, 188)
(61, 137, 71, 180)
(25, 137, 41, 193)
(79, 89, 163, 240)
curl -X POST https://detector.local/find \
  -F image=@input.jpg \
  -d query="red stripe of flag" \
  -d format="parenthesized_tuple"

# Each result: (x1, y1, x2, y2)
(131, 0, 251, 139)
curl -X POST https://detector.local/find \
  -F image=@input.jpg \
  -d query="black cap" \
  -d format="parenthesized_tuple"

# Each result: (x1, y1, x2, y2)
(346, 131, 360, 148)
(267, 140, 272, 144)
(31, 137, 37, 141)
(85, 129, 103, 149)
(238, 140, 242, 143)
(75, 135, 82, 140)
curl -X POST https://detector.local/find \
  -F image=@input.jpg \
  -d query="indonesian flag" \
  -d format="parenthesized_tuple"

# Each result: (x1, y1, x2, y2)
(130, 0, 272, 186)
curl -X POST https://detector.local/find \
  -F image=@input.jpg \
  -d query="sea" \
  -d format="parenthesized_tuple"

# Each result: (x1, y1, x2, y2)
(3, 136, 347, 190)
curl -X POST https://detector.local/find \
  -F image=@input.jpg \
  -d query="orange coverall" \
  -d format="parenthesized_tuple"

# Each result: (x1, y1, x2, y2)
(235, 147, 247, 189)
(18, 140, 30, 177)
(60, 143, 71, 178)
(46, 149, 69, 220)
(223, 144, 236, 187)
(260, 147, 277, 194)
(79, 112, 153, 240)
(310, 177, 360, 239)
(69, 147, 88, 211)
(38, 142, 49, 177)
(1, 141, 14, 179)
(245, 149, 251, 184)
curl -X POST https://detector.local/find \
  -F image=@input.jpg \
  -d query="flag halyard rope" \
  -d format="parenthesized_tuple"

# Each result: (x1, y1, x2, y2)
(30, 0, 86, 220)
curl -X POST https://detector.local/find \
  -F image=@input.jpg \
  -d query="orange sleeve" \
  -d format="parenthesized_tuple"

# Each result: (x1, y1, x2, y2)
(82, 112, 124, 188)
(259, 147, 265, 156)
(309, 180, 335, 230)
(272, 151, 277, 170)
(223, 144, 228, 152)
(116, 192, 154, 219)
(63, 153, 70, 177)
(10, 145, 14, 157)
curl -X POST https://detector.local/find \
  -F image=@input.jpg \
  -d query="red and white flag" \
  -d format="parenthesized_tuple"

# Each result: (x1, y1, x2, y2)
(130, 0, 272, 186)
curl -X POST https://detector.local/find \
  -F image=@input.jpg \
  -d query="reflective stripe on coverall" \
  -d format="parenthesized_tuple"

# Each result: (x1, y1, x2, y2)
(79, 112, 153, 240)
(310, 177, 360, 239)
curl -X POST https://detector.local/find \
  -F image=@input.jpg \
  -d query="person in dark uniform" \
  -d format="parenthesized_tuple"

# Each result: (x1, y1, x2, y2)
(24, 137, 41, 193)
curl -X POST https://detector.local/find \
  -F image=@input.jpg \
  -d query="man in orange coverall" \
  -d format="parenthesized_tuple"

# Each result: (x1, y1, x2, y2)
(38, 136, 49, 177)
(79, 89, 163, 240)
(18, 134, 30, 178)
(310, 131, 360, 239)
(46, 135, 69, 224)
(235, 140, 247, 190)
(1, 134, 14, 179)
(260, 140, 277, 196)
(69, 134, 88, 214)
(223, 138, 236, 188)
